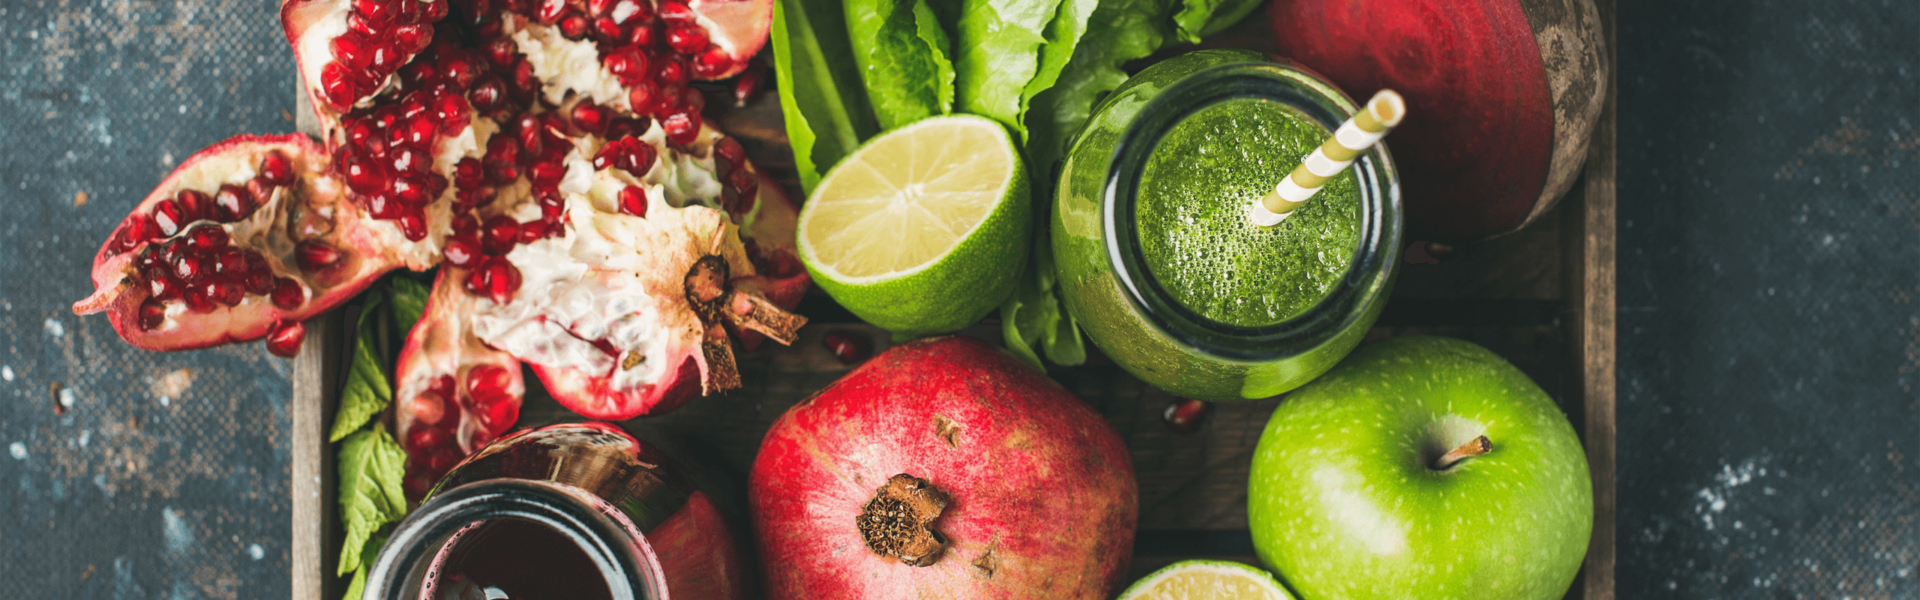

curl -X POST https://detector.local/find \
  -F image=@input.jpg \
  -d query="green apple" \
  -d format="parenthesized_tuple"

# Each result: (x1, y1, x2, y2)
(1248, 336, 1591, 599)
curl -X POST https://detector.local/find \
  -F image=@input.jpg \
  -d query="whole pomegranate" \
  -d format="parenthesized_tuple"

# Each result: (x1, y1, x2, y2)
(749, 336, 1138, 600)
(74, 0, 811, 492)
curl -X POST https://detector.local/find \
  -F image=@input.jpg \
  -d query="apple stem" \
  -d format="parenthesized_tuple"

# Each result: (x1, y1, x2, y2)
(1433, 435, 1491, 470)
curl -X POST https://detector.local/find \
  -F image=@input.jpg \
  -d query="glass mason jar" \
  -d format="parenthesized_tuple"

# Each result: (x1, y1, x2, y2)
(1052, 49, 1402, 401)
(363, 422, 751, 600)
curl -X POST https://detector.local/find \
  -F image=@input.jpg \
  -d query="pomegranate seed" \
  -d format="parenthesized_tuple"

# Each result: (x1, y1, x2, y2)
(821, 330, 873, 364)
(433, 92, 470, 134)
(468, 75, 506, 114)
(657, 57, 689, 86)
(296, 240, 345, 272)
(570, 102, 610, 136)
(626, 22, 656, 47)
(397, 209, 429, 241)
(342, 155, 386, 194)
(657, 1, 694, 23)
(397, 174, 435, 206)
(207, 280, 246, 307)
(528, 161, 566, 188)
(593, 16, 624, 43)
(1162, 398, 1212, 434)
(692, 45, 734, 80)
(451, 214, 479, 235)
(517, 220, 547, 243)
(173, 254, 208, 282)
(119, 214, 160, 251)
(465, 257, 522, 303)
(176, 190, 212, 223)
(714, 137, 745, 170)
(603, 46, 648, 82)
(467, 185, 499, 208)
(403, 471, 436, 500)
(137, 298, 167, 331)
(677, 85, 705, 115)
(354, 0, 396, 26)
(510, 60, 538, 96)
(618, 185, 648, 217)
(149, 273, 185, 301)
(247, 178, 276, 207)
(406, 425, 448, 450)
(213, 248, 248, 276)
(394, 23, 434, 54)
(400, 98, 430, 122)
(437, 53, 477, 90)
(391, 147, 428, 175)
(270, 278, 305, 309)
(422, 0, 447, 22)
(627, 81, 660, 116)
(465, 364, 514, 401)
(213, 184, 255, 221)
(186, 226, 229, 252)
(608, 0, 649, 24)
(453, 158, 485, 188)
(333, 34, 374, 71)
(587, 0, 615, 18)
(364, 191, 403, 219)
(396, 116, 434, 150)
(536, 0, 567, 23)
(425, 447, 460, 472)
(465, 427, 497, 450)
(476, 397, 518, 432)
(183, 287, 218, 314)
(347, 12, 380, 38)
(429, 374, 456, 398)
(663, 112, 701, 145)
(665, 24, 708, 55)
(483, 37, 517, 68)
(551, 12, 584, 38)
(443, 234, 482, 267)
(265, 321, 306, 358)
(733, 59, 767, 107)
(243, 269, 276, 297)
(481, 216, 520, 254)
(259, 151, 296, 186)
(153, 200, 186, 237)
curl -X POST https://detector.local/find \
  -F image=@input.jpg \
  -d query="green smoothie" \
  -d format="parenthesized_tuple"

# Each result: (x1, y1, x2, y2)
(1135, 97, 1360, 328)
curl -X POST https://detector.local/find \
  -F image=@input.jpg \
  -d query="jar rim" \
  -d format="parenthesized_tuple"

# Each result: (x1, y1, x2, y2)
(1102, 57, 1402, 361)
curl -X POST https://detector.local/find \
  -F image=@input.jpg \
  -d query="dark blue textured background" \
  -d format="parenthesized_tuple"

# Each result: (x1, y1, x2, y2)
(1, 0, 1917, 597)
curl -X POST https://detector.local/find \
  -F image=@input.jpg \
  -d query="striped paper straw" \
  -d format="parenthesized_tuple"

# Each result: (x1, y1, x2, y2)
(1250, 89, 1406, 227)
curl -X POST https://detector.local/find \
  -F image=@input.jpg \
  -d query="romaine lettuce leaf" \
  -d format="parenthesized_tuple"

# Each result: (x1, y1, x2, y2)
(846, 0, 956, 130)
(772, 0, 879, 193)
(953, 0, 1064, 138)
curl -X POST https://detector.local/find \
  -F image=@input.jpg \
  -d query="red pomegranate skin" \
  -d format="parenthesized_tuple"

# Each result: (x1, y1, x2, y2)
(749, 336, 1137, 600)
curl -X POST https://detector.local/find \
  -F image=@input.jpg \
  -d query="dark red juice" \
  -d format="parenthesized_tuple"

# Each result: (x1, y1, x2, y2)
(430, 519, 617, 600)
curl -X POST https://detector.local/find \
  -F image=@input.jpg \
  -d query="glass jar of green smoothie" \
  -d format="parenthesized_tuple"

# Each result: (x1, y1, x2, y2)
(1052, 49, 1402, 401)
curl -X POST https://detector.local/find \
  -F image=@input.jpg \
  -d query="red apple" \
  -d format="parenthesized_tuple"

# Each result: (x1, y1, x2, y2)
(1268, 0, 1608, 242)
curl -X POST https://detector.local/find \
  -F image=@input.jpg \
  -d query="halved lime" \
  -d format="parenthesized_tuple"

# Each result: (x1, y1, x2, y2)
(1118, 560, 1295, 600)
(797, 115, 1030, 336)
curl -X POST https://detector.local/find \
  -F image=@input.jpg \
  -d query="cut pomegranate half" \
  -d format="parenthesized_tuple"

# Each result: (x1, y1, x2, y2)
(73, 135, 402, 354)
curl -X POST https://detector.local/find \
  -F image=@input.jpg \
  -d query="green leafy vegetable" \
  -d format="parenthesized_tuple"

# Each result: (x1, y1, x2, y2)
(1024, 0, 1176, 179)
(953, 0, 1064, 138)
(771, 0, 879, 194)
(1170, 0, 1266, 45)
(336, 427, 408, 577)
(999, 227, 1085, 369)
(846, 0, 956, 129)
(913, 0, 957, 115)
(1018, 0, 1099, 133)
(328, 295, 392, 443)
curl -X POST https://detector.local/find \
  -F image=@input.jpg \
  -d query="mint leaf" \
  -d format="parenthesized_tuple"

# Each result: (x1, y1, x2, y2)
(998, 276, 1046, 372)
(846, 0, 954, 129)
(1024, 0, 1177, 179)
(1018, 0, 1098, 132)
(1170, 0, 1265, 45)
(389, 277, 429, 333)
(338, 532, 385, 600)
(336, 428, 408, 577)
(771, 0, 879, 194)
(329, 294, 392, 443)
(953, 0, 1064, 138)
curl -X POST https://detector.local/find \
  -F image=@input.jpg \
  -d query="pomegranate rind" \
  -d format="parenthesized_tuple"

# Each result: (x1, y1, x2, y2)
(749, 336, 1139, 600)
(73, 134, 400, 353)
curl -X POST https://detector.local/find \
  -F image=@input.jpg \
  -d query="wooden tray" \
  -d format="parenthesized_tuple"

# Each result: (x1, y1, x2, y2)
(291, 2, 1616, 597)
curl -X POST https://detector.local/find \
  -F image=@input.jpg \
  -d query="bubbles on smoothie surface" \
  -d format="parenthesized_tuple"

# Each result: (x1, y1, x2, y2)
(1136, 97, 1361, 328)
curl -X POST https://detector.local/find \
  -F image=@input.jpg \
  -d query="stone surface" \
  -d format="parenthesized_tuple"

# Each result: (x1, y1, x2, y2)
(1616, 0, 1920, 596)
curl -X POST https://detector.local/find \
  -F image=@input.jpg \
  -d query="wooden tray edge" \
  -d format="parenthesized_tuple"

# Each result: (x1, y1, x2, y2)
(1566, 0, 1619, 596)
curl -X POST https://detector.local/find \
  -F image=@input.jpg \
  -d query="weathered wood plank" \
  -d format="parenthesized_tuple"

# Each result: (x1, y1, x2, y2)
(1567, 0, 1619, 597)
